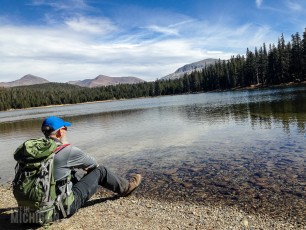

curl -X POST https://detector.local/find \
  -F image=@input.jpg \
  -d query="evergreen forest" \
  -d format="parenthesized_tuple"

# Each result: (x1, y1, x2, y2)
(0, 28, 306, 111)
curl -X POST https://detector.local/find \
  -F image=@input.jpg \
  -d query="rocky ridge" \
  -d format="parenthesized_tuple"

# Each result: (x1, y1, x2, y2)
(0, 74, 49, 87)
(161, 58, 218, 80)
(68, 75, 145, 88)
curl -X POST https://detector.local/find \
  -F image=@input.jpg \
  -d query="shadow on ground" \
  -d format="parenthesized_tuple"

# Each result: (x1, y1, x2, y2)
(0, 195, 119, 229)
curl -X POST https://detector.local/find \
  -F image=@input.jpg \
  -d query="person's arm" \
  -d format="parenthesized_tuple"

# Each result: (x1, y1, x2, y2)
(67, 146, 98, 171)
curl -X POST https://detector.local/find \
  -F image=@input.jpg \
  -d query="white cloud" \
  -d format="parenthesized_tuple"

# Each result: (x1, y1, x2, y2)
(145, 25, 179, 36)
(285, 0, 302, 11)
(143, 20, 196, 38)
(65, 16, 117, 34)
(256, 0, 263, 7)
(31, 0, 90, 11)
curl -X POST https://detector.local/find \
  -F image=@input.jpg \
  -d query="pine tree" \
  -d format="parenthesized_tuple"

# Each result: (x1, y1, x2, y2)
(276, 34, 286, 83)
(259, 43, 268, 84)
(290, 32, 303, 82)
(267, 44, 278, 84)
(245, 48, 256, 86)
(302, 28, 306, 80)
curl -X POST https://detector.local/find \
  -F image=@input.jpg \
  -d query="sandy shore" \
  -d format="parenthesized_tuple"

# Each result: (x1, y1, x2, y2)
(0, 187, 301, 230)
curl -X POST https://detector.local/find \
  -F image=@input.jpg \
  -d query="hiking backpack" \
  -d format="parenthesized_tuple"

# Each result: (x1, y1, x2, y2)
(12, 138, 70, 225)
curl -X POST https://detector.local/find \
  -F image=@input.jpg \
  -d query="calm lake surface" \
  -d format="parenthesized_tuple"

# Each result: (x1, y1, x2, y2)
(1, 86, 306, 224)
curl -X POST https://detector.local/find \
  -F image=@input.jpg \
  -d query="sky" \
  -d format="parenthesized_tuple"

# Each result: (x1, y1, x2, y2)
(0, 0, 305, 82)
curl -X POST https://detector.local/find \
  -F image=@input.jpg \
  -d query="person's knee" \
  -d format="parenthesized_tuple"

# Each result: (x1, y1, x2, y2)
(93, 165, 109, 184)
(96, 165, 107, 175)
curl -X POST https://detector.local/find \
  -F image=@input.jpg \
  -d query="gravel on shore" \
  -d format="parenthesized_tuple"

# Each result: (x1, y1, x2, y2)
(0, 186, 302, 230)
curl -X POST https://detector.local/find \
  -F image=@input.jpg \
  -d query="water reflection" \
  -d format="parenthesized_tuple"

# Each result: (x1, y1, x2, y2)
(248, 90, 306, 132)
(176, 87, 306, 134)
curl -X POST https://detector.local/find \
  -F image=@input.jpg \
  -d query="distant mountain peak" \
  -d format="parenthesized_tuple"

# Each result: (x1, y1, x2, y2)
(68, 75, 145, 88)
(0, 74, 49, 87)
(162, 58, 219, 80)
(21, 74, 40, 79)
(96, 75, 109, 78)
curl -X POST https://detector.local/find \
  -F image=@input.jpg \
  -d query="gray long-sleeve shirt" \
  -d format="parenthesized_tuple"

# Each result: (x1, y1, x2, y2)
(53, 145, 98, 181)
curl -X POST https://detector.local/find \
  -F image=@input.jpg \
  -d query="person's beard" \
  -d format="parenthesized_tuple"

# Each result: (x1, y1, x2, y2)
(60, 134, 69, 144)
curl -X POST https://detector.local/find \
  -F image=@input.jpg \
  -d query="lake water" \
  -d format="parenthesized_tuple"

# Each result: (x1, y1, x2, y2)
(0, 86, 306, 225)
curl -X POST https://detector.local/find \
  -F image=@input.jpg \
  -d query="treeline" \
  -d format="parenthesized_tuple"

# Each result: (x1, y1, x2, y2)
(191, 29, 306, 91)
(0, 83, 154, 111)
(0, 29, 306, 111)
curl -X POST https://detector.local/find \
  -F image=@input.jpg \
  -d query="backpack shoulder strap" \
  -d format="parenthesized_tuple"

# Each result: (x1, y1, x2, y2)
(54, 144, 70, 153)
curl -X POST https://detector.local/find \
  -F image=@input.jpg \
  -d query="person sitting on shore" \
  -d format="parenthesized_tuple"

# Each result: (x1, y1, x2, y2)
(40, 116, 142, 218)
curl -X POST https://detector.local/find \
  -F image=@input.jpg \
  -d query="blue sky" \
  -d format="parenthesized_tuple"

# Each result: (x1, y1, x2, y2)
(0, 0, 305, 82)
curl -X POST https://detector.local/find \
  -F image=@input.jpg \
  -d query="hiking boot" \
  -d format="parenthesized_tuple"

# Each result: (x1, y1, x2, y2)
(121, 174, 142, 197)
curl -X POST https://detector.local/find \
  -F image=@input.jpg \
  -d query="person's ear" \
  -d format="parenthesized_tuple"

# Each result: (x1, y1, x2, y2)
(55, 129, 63, 138)
(60, 128, 65, 136)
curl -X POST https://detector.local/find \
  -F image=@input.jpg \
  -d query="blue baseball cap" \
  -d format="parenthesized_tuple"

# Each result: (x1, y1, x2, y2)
(42, 116, 71, 131)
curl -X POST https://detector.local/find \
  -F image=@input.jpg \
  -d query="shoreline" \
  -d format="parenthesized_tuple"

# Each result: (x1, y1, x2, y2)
(1, 81, 306, 113)
(0, 186, 301, 229)
(2, 99, 118, 113)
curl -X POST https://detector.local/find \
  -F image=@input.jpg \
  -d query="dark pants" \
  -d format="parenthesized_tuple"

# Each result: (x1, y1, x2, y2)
(69, 165, 129, 215)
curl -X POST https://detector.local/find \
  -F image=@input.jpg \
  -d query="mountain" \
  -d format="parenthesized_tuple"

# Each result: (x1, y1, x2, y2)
(161, 58, 218, 80)
(0, 74, 49, 87)
(68, 75, 145, 88)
